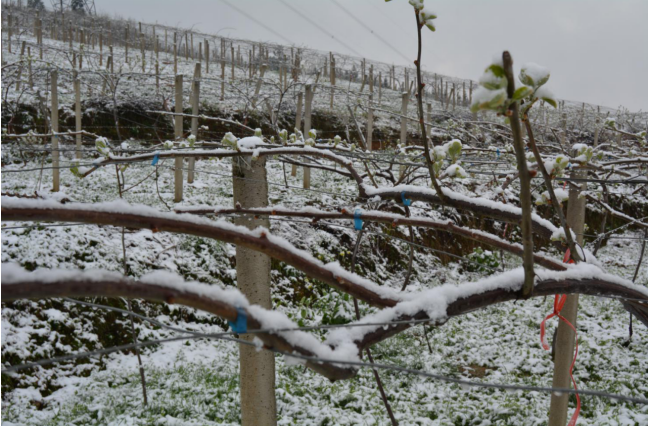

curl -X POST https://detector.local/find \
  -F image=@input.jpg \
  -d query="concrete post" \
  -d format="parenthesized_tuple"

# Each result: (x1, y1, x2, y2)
(547, 166, 586, 426)
(291, 92, 303, 177)
(74, 71, 82, 159)
(174, 74, 184, 203)
(51, 70, 59, 192)
(188, 63, 201, 184)
(232, 155, 277, 426)
(366, 93, 374, 151)
(303, 84, 313, 188)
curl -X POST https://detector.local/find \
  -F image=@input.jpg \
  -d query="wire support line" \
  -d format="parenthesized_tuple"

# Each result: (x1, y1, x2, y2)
(2, 304, 647, 405)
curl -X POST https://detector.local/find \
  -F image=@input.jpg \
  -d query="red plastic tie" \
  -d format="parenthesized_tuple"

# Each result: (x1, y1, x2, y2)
(540, 248, 580, 426)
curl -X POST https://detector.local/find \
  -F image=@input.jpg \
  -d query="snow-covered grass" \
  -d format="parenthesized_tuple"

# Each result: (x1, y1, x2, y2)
(2, 140, 647, 425)
(2, 9, 648, 424)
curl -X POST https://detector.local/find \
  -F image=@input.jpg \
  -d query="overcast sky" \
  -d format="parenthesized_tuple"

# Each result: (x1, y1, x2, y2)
(94, 0, 648, 111)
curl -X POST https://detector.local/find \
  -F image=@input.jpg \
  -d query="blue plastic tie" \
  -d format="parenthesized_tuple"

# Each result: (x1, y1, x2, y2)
(401, 191, 412, 207)
(228, 307, 248, 334)
(353, 209, 363, 231)
(496, 148, 500, 159)
(151, 151, 160, 166)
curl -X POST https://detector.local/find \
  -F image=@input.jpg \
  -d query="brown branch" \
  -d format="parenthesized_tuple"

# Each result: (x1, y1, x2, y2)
(351, 273, 648, 351)
(177, 205, 565, 271)
(0, 269, 356, 381)
(414, 10, 445, 203)
(363, 187, 559, 243)
(503, 51, 535, 297)
(88, 147, 367, 196)
(523, 116, 581, 262)
(1, 198, 398, 308)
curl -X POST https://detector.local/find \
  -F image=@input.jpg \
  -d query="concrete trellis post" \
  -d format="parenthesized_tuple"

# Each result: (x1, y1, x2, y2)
(188, 63, 201, 184)
(470, 81, 473, 104)
(426, 102, 432, 142)
(27, 47, 33, 89)
(292, 92, 303, 177)
(303, 84, 313, 188)
(205, 39, 210, 74)
(367, 93, 374, 151)
(8, 14, 12, 53)
(174, 74, 184, 203)
(252, 64, 267, 109)
(231, 45, 235, 80)
(221, 56, 226, 101)
(231, 155, 277, 426)
(173, 32, 178, 74)
(593, 116, 601, 147)
(400, 92, 408, 146)
(330, 54, 336, 111)
(248, 50, 252, 79)
(463, 82, 466, 106)
(16, 41, 25, 91)
(547, 166, 587, 426)
(74, 71, 82, 159)
(399, 92, 409, 177)
(140, 36, 146, 73)
(51, 70, 59, 192)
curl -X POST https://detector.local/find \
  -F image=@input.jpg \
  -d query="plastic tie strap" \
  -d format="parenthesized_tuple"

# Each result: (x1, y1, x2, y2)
(401, 191, 412, 207)
(354, 209, 363, 231)
(151, 151, 160, 166)
(228, 307, 248, 334)
(539, 248, 580, 426)
(496, 148, 500, 159)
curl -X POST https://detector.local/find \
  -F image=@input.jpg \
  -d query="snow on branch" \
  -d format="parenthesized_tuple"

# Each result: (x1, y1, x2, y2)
(1, 197, 402, 307)
(87, 146, 367, 193)
(333, 264, 648, 351)
(0, 263, 359, 381)
(363, 184, 559, 241)
(175, 204, 567, 271)
(3, 261, 646, 382)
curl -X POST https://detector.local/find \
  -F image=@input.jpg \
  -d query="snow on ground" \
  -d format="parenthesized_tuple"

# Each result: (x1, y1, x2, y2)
(1, 140, 647, 425)
(2, 14, 648, 425)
